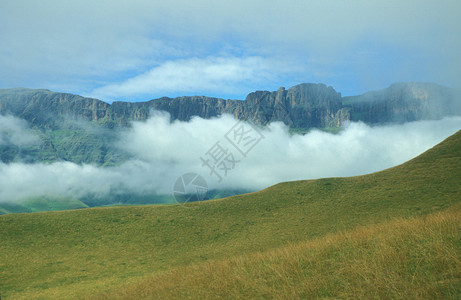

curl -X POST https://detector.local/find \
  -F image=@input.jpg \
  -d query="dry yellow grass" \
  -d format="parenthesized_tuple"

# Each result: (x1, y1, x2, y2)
(94, 205, 461, 299)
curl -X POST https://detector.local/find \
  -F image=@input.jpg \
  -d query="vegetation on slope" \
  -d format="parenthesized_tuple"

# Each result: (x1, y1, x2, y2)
(0, 196, 88, 214)
(0, 126, 124, 165)
(0, 130, 460, 299)
(96, 205, 461, 299)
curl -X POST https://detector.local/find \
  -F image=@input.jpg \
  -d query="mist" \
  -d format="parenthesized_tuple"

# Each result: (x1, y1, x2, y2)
(0, 115, 40, 147)
(0, 112, 460, 203)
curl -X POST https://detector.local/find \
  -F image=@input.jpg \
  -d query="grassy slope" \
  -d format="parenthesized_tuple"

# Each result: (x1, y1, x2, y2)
(0, 197, 89, 214)
(97, 205, 461, 299)
(0, 131, 460, 299)
(22, 197, 89, 213)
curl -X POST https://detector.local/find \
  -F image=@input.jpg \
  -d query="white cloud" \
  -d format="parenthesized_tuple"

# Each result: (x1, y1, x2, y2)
(1, 112, 460, 203)
(90, 56, 280, 100)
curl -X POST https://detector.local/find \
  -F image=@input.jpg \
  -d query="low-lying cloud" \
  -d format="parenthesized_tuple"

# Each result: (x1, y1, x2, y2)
(0, 115, 40, 147)
(0, 112, 460, 203)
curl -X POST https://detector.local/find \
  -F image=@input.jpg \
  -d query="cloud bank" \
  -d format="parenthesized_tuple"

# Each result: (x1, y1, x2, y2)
(0, 113, 460, 203)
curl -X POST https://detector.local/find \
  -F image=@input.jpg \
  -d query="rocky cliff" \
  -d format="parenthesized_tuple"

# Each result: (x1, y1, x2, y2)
(2, 82, 458, 130)
(0, 83, 349, 129)
(1, 82, 460, 165)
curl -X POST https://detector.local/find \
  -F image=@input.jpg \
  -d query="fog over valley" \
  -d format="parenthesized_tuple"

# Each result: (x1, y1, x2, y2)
(1, 112, 460, 203)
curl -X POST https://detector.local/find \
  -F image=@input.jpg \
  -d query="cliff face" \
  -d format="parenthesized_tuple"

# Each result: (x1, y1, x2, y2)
(234, 83, 344, 128)
(0, 88, 110, 128)
(1, 82, 460, 165)
(101, 83, 346, 129)
(0, 83, 349, 129)
(108, 96, 231, 126)
(1, 82, 459, 131)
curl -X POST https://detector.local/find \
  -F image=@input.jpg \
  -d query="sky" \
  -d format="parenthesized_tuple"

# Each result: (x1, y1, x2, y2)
(1, 113, 461, 203)
(1, 0, 460, 102)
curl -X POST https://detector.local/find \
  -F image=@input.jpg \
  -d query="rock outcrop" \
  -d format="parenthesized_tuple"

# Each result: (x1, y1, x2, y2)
(1, 82, 460, 165)
(0, 83, 351, 129)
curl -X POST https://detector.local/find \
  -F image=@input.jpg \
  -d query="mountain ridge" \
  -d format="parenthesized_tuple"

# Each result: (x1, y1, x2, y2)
(0, 82, 460, 167)
(2, 82, 459, 128)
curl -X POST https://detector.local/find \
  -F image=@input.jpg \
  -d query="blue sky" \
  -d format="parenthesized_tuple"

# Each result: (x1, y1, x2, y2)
(1, 0, 460, 102)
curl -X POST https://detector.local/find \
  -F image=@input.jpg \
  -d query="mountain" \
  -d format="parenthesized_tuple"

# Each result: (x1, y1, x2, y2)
(1, 82, 459, 166)
(343, 82, 461, 123)
(1, 82, 459, 129)
(0, 130, 459, 299)
(0, 83, 347, 128)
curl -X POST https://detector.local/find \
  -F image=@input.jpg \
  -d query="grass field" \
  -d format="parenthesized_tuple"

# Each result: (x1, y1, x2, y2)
(96, 204, 461, 299)
(0, 130, 460, 299)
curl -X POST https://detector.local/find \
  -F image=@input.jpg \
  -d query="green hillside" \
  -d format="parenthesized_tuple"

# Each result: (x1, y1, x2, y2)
(0, 130, 460, 299)
(0, 196, 88, 214)
(96, 205, 461, 299)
